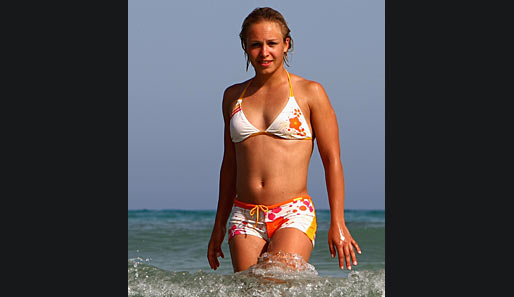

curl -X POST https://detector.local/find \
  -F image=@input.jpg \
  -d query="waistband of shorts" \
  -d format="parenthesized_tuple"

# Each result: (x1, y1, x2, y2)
(233, 195, 312, 210)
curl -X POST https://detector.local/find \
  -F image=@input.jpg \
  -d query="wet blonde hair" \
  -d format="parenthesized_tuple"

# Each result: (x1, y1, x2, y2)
(239, 7, 294, 71)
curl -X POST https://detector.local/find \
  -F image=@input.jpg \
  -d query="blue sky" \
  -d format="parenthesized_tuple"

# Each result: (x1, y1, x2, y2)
(128, 0, 384, 210)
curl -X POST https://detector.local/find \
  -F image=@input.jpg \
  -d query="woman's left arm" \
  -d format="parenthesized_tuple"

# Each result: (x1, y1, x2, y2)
(307, 81, 362, 270)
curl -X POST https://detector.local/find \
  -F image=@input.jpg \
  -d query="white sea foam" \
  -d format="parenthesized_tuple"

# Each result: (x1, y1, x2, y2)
(241, 250, 318, 280)
(128, 258, 385, 297)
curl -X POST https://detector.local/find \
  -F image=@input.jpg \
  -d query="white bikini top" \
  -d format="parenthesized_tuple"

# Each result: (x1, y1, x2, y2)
(229, 71, 313, 143)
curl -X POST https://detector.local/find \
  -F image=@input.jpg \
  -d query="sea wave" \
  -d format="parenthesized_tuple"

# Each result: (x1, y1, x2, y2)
(128, 258, 385, 297)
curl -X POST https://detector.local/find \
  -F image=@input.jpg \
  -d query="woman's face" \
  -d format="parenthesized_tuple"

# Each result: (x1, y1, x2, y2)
(245, 21, 290, 74)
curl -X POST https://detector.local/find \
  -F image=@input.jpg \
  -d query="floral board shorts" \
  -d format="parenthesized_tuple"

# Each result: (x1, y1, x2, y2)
(227, 196, 317, 247)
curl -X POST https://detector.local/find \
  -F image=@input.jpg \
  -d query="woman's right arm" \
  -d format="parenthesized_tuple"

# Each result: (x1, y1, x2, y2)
(207, 86, 238, 270)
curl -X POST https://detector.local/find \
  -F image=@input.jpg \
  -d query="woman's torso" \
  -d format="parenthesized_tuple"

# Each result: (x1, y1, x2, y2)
(229, 72, 315, 206)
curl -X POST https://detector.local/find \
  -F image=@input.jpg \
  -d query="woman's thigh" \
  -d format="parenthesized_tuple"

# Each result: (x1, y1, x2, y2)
(267, 227, 313, 262)
(228, 234, 268, 272)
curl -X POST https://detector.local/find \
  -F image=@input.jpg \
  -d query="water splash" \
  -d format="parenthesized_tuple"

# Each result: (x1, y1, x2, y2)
(242, 251, 318, 281)
(128, 258, 385, 297)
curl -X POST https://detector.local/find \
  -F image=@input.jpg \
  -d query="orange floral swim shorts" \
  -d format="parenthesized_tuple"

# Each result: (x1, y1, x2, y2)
(227, 196, 317, 247)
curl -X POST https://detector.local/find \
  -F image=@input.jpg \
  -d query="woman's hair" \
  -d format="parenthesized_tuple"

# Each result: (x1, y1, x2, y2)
(239, 7, 294, 71)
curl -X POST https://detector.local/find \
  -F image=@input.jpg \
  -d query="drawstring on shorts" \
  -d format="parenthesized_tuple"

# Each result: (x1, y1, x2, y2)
(249, 205, 268, 227)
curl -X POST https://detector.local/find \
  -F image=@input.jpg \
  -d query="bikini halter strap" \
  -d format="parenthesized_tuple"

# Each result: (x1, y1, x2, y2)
(285, 70, 294, 98)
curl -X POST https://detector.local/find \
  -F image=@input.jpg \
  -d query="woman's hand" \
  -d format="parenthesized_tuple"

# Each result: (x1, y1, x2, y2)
(328, 223, 361, 270)
(207, 226, 226, 270)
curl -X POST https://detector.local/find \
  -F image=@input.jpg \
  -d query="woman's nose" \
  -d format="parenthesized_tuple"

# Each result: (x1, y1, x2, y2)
(260, 45, 269, 57)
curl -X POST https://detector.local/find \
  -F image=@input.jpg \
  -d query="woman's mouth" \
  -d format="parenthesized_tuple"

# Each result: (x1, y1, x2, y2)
(259, 60, 272, 66)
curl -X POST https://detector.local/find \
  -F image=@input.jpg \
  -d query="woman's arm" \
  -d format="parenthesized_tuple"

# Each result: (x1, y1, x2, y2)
(308, 81, 362, 270)
(207, 86, 238, 270)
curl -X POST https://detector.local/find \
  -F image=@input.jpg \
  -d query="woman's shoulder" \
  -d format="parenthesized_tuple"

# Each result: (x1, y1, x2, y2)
(290, 72, 326, 92)
(221, 79, 252, 116)
(289, 72, 328, 103)
(224, 79, 252, 96)
(222, 79, 251, 102)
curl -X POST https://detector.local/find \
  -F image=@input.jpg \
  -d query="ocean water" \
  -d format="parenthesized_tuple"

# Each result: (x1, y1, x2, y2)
(128, 209, 385, 297)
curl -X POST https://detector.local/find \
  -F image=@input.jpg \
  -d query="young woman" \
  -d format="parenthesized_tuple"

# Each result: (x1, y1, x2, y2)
(207, 7, 361, 273)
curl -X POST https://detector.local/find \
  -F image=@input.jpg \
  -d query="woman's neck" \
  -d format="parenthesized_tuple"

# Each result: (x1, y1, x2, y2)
(252, 66, 288, 88)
